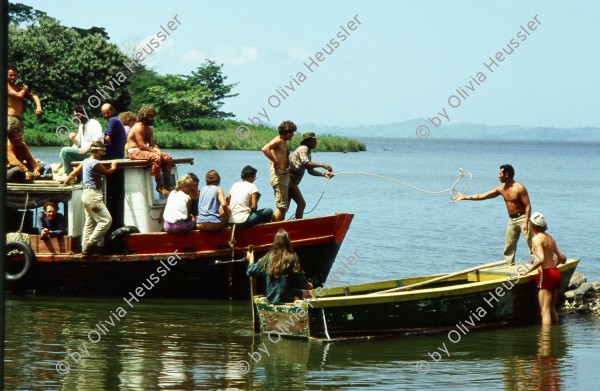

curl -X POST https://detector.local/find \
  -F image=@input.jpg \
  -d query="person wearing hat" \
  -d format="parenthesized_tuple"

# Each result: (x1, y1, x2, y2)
(63, 141, 119, 255)
(288, 131, 334, 219)
(453, 164, 533, 265)
(524, 212, 567, 325)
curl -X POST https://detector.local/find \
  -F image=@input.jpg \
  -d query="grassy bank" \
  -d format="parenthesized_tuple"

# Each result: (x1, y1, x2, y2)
(20, 112, 366, 152)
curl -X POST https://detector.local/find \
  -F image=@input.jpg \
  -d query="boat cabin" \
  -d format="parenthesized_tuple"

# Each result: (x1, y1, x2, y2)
(5, 158, 194, 252)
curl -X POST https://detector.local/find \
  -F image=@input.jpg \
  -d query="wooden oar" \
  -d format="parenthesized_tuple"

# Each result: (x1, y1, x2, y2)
(247, 245, 260, 333)
(369, 260, 507, 295)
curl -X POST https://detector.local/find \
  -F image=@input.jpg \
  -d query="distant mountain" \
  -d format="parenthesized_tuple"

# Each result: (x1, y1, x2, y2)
(299, 120, 600, 141)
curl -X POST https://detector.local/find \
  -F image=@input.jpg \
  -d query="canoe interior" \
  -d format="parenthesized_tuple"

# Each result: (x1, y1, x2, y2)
(254, 258, 580, 340)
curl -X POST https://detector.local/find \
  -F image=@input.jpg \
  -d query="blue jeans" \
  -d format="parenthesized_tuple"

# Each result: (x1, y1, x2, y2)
(238, 208, 273, 228)
(59, 147, 89, 174)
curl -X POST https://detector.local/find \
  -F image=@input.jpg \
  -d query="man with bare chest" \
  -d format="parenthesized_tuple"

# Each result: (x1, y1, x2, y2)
(126, 106, 172, 195)
(453, 164, 533, 265)
(7, 66, 42, 126)
(261, 120, 297, 221)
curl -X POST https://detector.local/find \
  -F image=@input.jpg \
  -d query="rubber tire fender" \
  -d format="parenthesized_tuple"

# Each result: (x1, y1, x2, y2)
(5, 241, 34, 281)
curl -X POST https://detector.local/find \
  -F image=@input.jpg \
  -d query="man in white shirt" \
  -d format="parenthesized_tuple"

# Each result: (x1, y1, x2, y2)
(59, 105, 103, 175)
(226, 165, 273, 228)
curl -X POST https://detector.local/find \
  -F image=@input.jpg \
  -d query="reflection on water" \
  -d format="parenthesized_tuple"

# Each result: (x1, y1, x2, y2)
(5, 295, 600, 390)
(503, 325, 566, 391)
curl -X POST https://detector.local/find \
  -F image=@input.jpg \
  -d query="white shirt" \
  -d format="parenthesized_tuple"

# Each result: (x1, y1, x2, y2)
(75, 119, 103, 149)
(227, 181, 258, 224)
(163, 190, 191, 223)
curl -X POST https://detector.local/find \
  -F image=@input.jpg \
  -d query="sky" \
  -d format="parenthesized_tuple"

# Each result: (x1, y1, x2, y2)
(13, 0, 600, 129)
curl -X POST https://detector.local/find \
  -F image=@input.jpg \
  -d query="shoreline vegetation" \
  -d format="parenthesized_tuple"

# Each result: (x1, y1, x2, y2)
(9, 5, 365, 153)
(21, 113, 366, 152)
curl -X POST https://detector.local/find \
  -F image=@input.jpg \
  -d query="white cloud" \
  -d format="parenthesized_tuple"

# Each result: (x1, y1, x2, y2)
(287, 46, 310, 61)
(184, 46, 259, 66)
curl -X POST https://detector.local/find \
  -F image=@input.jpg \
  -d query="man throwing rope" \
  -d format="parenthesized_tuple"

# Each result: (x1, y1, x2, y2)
(288, 132, 334, 219)
(453, 164, 533, 265)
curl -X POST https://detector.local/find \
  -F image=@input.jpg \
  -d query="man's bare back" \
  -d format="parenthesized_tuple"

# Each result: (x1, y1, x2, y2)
(262, 135, 290, 173)
(531, 232, 565, 269)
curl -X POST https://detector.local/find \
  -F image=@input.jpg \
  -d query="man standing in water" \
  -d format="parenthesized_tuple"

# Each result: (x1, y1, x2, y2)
(525, 212, 567, 325)
(261, 120, 296, 222)
(453, 164, 533, 265)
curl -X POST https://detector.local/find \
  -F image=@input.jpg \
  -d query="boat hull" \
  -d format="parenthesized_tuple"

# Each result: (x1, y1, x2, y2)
(5, 213, 353, 298)
(254, 259, 580, 340)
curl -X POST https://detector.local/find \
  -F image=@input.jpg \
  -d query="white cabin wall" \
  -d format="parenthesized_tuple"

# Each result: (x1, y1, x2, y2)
(67, 188, 84, 237)
(123, 167, 177, 233)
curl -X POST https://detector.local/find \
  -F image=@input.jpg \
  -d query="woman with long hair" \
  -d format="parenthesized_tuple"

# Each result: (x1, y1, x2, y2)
(246, 229, 313, 304)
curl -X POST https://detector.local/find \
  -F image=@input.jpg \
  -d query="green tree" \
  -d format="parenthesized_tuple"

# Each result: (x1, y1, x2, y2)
(8, 2, 47, 24)
(145, 75, 214, 129)
(8, 15, 130, 113)
(188, 60, 238, 119)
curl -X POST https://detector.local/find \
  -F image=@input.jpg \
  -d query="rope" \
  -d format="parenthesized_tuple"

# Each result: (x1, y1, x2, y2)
(299, 169, 472, 216)
(18, 193, 30, 233)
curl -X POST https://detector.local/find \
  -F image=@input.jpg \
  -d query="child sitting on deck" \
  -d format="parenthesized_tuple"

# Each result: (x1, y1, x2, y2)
(246, 230, 313, 304)
(162, 175, 196, 234)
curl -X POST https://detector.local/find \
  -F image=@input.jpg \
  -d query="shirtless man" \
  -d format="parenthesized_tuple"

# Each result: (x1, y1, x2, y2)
(126, 105, 172, 195)
(524, 212, 566, 325)
(261, 120, 297, 221)
(7, 66, 42, 125)
(453, 164, 533, 265)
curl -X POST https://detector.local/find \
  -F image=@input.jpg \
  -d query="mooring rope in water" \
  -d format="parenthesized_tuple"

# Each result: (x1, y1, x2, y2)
(300, 168, 472, 216)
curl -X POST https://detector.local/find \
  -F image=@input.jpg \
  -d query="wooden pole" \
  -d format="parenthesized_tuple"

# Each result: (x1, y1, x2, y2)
(247, 244, 260, 333)
(370, 260, 507, 295)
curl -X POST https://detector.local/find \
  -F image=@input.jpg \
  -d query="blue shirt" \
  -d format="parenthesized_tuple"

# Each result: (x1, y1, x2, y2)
(104, 117, 126, 159)
(247, 253, 309, 304)
(37, 212, 66, 237)
(83, 158, 102, 189)
(196, 185, 222, 224)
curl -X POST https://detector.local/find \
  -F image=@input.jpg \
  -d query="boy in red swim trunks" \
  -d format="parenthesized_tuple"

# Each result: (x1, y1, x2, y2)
(525, 212, 567, 325)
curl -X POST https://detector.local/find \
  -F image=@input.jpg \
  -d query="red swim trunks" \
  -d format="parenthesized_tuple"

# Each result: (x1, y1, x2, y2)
(536, 267, 562, 291)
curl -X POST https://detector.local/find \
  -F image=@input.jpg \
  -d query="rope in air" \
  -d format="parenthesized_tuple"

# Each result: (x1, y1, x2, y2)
(300, 168, 472, 216)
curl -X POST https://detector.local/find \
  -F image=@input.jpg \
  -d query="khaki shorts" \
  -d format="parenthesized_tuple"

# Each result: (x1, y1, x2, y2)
(270, 169, 290, 211)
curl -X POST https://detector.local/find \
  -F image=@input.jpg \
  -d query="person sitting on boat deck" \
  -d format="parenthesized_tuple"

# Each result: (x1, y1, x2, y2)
(7, 65, 42, 128)
(118, 111, 137, 136)
(227, 165, 273, 228)
(188, 172, 200, 221)
(6, 121, 42, 182)
(59, 105, 103, 176)
(261, 120, 297, 222)
(524, 212, 567, 325)
(37, 201, 66, 240)
(62, 141, 119, 255)
(452, 164, 533, 265)
(288, 132, 335, 219)
(101, 103, 127, 159)
(246, 229, 313, 304)
(126, 105, 173, 196)
(196, 170, 231, 231)
(162, 174, 197, 234)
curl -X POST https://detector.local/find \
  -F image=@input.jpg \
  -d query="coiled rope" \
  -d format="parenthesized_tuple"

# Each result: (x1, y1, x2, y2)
(301, 168, 472, 216)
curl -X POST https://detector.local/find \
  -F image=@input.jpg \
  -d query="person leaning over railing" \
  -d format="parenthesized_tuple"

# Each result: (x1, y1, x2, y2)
(37, 201, 67, 240)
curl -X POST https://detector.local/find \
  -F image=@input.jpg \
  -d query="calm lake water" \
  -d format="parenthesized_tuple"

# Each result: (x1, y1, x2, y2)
(5, 138, 600, 390)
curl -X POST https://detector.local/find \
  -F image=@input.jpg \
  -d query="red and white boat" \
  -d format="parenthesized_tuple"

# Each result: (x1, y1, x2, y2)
(4, 158, 354, 298)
